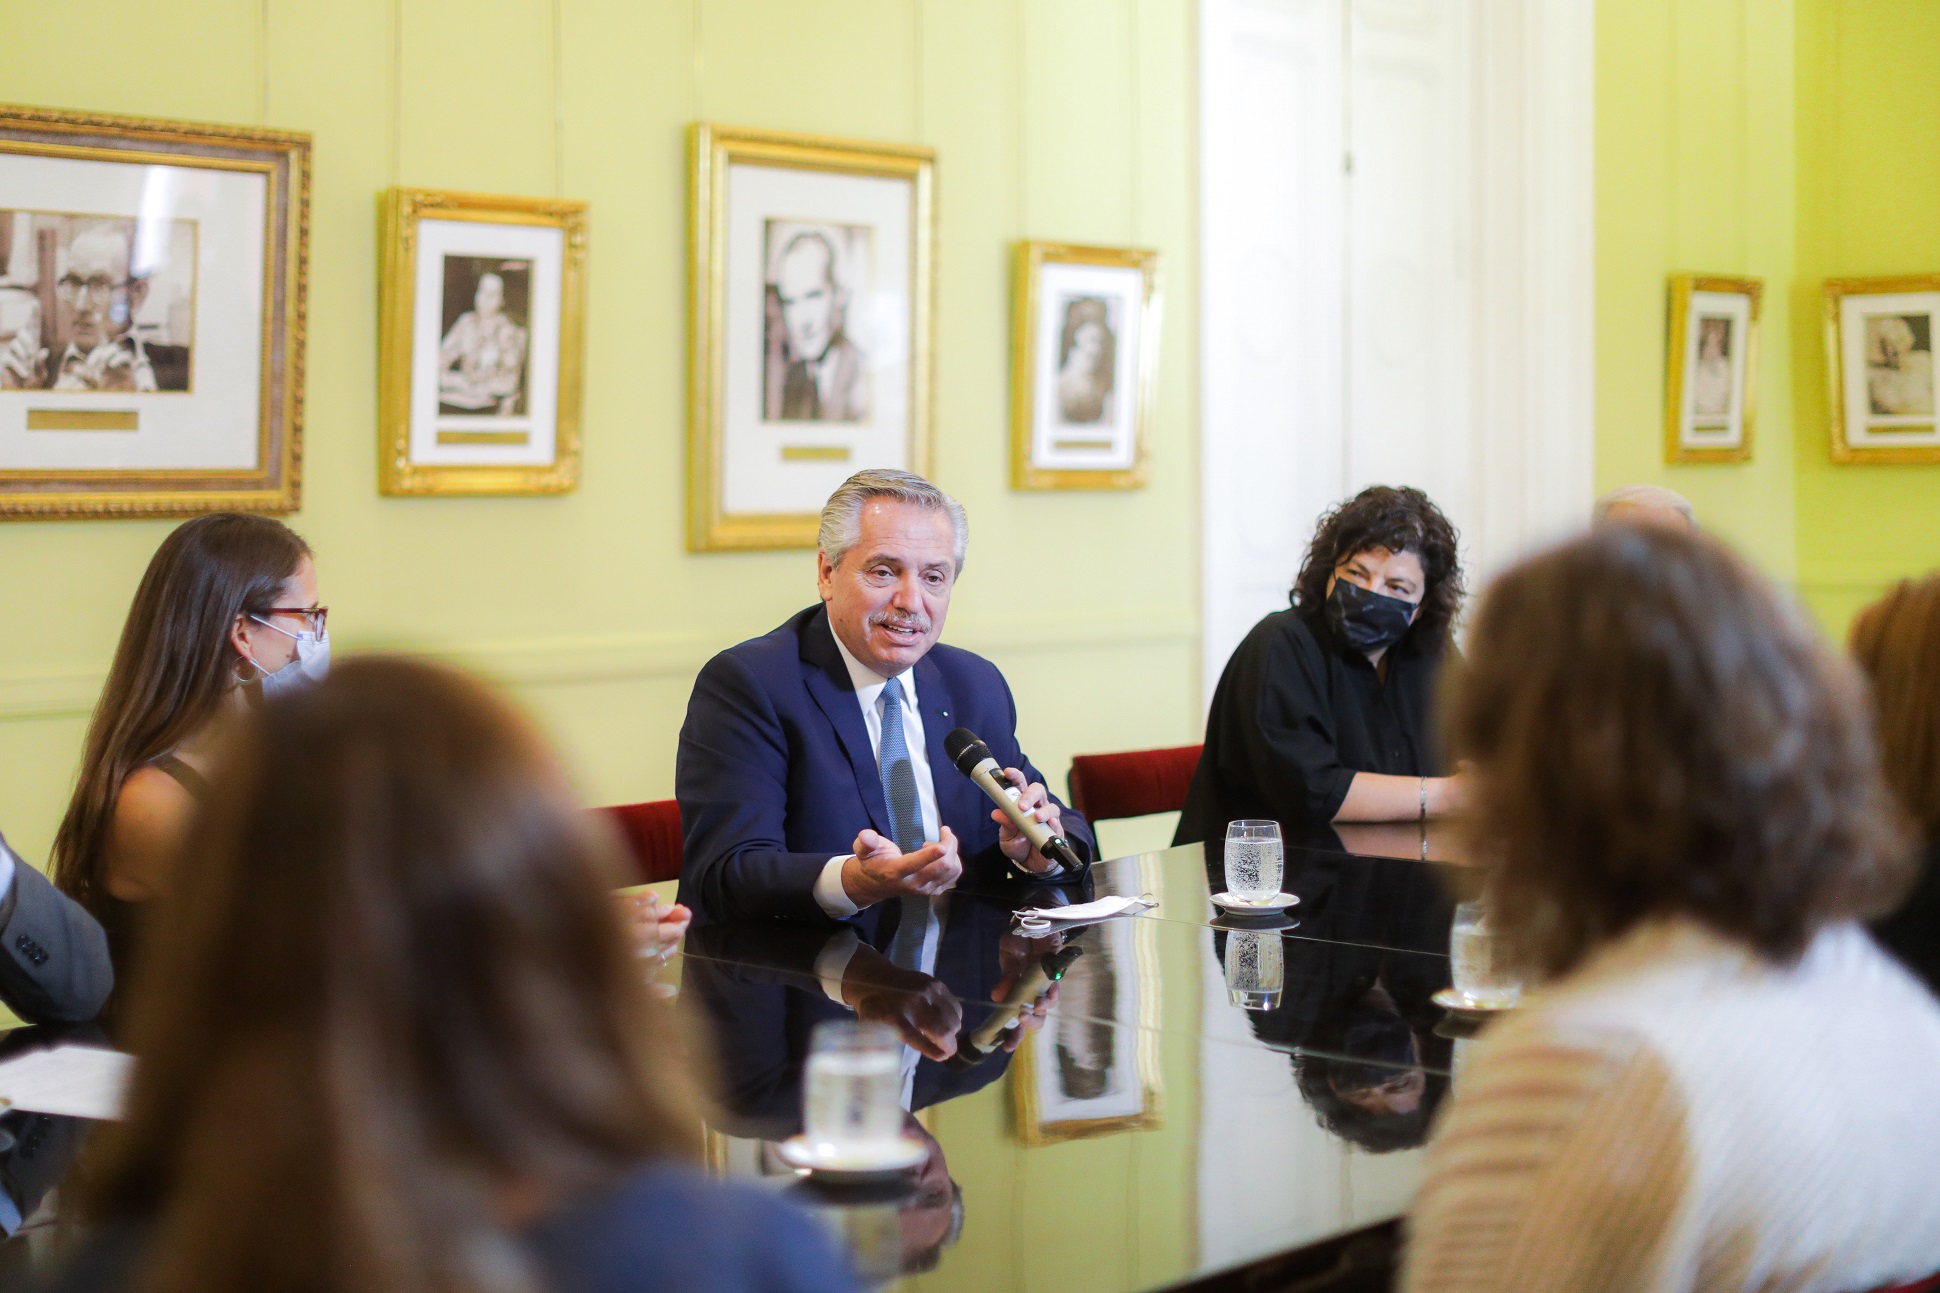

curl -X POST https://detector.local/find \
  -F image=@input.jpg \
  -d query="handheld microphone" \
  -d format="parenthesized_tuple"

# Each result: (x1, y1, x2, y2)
(942, 727, 1087, 874)
(947, 943, 1085, 1069)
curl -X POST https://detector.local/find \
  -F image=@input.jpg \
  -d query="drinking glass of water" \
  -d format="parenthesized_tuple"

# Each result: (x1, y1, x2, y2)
(1225, 928, 1285, 1009)
(1449, 900, 1522, 1008)
(1224, 819, 1284, 903)
(803, 1020, 903, 1154)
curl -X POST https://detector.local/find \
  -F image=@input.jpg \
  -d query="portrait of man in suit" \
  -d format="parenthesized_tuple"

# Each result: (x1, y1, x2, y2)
(762, 221, 871, 423)
(0, 212, 195, 393)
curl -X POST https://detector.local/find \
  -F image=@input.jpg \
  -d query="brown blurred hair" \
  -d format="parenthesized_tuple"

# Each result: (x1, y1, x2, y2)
(1850, 574, 1940, 840)
(1293, 486, 1465, 648)
(78, 657, 701, 1293)
(53, 513, 310, 918)
(1446, 527, 1913, 979)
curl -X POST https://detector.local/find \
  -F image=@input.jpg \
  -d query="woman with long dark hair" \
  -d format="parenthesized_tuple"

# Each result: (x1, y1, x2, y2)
(1176, 485, 1467, 844)
(51, 513, 324, 983)
(42, 657, 854, 1293)
(1404, 527, 1940, 1292)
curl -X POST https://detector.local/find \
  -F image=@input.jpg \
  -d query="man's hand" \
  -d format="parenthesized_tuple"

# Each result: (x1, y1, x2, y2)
(990, 768, 1066, 874)
(841, 825, 961, 908)
(840, 945, 964, 1061)
(0, 329, 45, 389)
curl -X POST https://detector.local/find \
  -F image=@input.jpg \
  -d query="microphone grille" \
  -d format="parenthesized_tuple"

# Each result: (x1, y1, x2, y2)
(943, 726, 993, 773)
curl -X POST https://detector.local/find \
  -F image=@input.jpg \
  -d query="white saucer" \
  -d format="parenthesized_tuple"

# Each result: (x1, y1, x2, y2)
(1212, 891, 1299, 914)
(775, 1135, 928, 1181)
(1433, 986, 1519, 1014)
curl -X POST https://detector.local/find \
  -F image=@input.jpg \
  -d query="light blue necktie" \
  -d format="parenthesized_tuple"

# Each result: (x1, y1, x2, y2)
(878, 676, 932, 968)
(877, 676, 925, 854)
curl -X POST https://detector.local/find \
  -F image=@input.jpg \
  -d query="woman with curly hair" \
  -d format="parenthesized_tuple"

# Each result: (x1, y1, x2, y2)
(1176, 485, 1467, 843)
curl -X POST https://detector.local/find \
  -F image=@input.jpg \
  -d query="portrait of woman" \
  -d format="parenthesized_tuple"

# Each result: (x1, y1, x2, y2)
(1055, 295, 1116, 426)
(1690, 315, 1732, 421)
(437, 256, 531, 416)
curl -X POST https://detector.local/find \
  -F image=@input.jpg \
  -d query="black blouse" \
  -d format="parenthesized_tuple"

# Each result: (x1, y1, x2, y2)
(1174, 606, 1448, 845)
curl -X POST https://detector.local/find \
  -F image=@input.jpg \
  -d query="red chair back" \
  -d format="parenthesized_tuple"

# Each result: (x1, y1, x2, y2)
(598, 799, 684, 885)
(1066, 744, 1203, 823)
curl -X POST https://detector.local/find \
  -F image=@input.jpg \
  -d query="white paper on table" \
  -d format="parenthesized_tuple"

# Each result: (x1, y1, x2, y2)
(0, 1045, 134, 1121)
(1013, 893, 1156, 933)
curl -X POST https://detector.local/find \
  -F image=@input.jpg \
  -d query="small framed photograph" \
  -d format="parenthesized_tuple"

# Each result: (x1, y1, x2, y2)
(1662, 274, 1759, 463)
(1010, 242, 1161, 490)
(1825, 275, 1940, 463)
(688, 124, 934, 551)
(1012, 858, 1162, 1144)
(0, 104, 308, 517)
(378, 188, 587, 495)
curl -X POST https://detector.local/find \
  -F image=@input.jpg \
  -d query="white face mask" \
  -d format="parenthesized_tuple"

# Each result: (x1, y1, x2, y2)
(248, 615, 331, 697)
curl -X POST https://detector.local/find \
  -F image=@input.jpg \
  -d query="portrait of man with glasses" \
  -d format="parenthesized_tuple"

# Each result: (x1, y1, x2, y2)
(0, 212, 194, 393)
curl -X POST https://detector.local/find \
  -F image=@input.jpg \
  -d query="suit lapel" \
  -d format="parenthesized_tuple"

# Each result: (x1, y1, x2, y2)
(800, 607, 893, 838)
(915, 655, 975, 844)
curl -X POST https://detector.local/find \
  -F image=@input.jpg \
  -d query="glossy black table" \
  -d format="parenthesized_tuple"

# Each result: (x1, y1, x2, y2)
(0, 835, 1480, 1292)
(672, 837, 1479, 1292)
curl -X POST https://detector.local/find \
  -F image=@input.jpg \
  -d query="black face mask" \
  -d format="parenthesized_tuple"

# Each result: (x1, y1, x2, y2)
(1324, 578, 1418, 654)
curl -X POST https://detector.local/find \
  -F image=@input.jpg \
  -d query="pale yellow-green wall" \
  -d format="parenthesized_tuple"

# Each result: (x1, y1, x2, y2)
(1793, 0, 1940, 633)
(1595, 0, 1800, 580)
(0, 0, 1202, 866)
(1598, 0, 1940, 634)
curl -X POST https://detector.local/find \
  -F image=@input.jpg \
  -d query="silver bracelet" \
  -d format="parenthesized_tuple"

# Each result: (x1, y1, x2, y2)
(1419, 777, 1427, 824)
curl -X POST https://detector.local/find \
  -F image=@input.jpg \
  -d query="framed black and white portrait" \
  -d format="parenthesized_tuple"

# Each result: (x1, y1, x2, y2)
(1011, 858, 1163, 1145)
(0, 104, 308, 517)
(1825, 275, 1940, 464)
(1010, 242, 1161, 491)
(1662, 274, 1758, 464)
(378, 188, 586, 496)
(688, 124, 934, 551)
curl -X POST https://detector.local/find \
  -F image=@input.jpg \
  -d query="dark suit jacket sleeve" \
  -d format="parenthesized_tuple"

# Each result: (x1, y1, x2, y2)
(0, 852, 113, 1025)
(677, 651, 851, 922)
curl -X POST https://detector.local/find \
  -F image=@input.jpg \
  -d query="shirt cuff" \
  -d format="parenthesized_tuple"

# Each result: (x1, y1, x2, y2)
(813, 929, 863, 1005)
(813, 855, 860, 918)
(0, 845, 16, 907)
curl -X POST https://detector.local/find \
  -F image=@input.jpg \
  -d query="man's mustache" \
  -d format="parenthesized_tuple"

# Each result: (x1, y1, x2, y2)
(870, 611, 931, 634)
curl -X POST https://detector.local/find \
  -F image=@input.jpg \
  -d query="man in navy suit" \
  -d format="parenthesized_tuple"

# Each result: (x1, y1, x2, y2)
(676, 469, 1093, 923)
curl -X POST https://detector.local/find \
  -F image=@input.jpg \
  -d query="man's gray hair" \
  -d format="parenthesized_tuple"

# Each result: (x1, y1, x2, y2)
(818, 468, 969, 572)
(1593, 484, 1698, 530)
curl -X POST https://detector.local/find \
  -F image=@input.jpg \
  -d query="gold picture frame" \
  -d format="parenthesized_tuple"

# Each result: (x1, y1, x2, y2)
(687, 123, 935, 551)
(1010, 241, 1160, 491)
(378, 188, 587, 496)
(1662, 274, 1759, 464)
(1824, 274, 1940, 464)
(0, 104, 308, 518)
(1011, 855, 1163, 1144)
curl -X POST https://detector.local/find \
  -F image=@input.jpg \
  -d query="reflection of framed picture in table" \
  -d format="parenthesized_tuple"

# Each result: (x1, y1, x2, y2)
(1825, 274, 1940, 464)
(1010, 242, 1160, 491)
(688, 124, 934, 550)
(1662, 274, 1759, 464)
(378, 188, 587, 495)
(1013, 857, 1163, 1145)
(0, 104, 308, 517)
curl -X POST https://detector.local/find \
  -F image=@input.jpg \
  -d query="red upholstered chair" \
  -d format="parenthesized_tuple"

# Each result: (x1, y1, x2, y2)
(1066, 744, 1204, 823)
(598, 799, 685, 885)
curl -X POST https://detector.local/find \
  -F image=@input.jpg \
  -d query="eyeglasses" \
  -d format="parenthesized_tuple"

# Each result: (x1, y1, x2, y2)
(260, 606, 328, 634)
(55, 275, 135, 305)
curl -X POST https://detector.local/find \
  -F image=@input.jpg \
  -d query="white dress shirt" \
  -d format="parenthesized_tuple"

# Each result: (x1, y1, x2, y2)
(811, 621, 942, 918)
(0, 841, 16, 905)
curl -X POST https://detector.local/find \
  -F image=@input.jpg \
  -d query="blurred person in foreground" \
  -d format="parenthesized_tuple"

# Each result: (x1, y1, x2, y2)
(38, 657, 854, 1293)
(1850, 573, 1940, 996)
(1176, 485, 1467, 845)
(1403, 527, 1940, 1293)
(1593, 483, 1698, 533)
